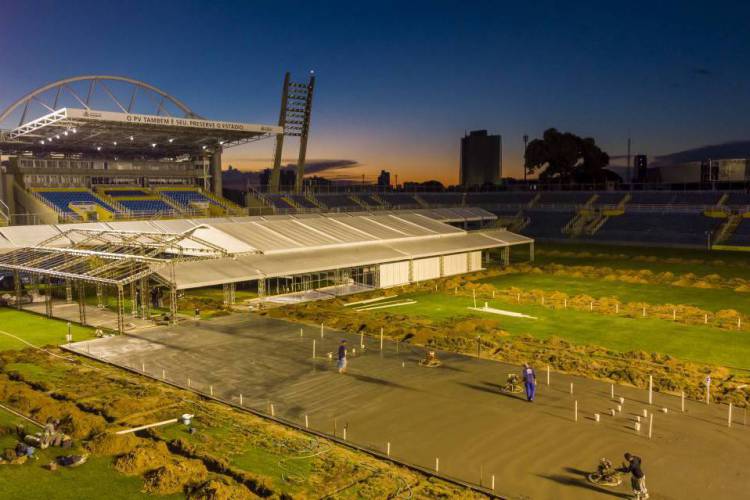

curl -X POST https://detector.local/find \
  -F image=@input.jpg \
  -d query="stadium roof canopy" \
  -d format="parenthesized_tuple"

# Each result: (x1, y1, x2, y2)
(0, 210, 532, 290)
(0, 75, 281, 156)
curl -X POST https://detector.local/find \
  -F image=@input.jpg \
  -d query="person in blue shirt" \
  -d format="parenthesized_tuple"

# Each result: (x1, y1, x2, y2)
(337, 340, 348, 374)
(522, 363, 536, 402)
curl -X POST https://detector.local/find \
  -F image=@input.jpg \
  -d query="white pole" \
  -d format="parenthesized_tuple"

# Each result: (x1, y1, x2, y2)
(546, 365, 550, 386)
(435, 457, 439, 472)
(209, 385, 213, 396)
(492, 290, 495, 298)
(590, 301, 593, 311)
(648, 413, 653, 439)
(648, 375, 653, 405)
(672, 309, 676, 320)
(313, 339, 316, 359)
(611, 383, 614, 399)
(541, 296, 545, 306)
(386, 442, 391, 456)
(270, 403, 275, 417)
(681, 391, 684, 412)
(728, 403, 733, 428)
(162, 369, 165, 380)
(574, 400, 578, 422)
(473, 289, 477, 308)
(360, 331, 364, 348)
(517, 293, 520, 303)
(343, 426, 347, 440)
(141, 361, 145, 373)
(642, 306, 646, 317)
(570, 382, 574, 395)
(616, 303, 619, 314)
(240, 393, 243, 406)
(320, 323, 324, 338)
(491, 474, 495, 491)
(305, 414, 309, 428)
(704, 314, 708, 324)
(564, 298, 567, 309)
(300, 327, 303, 337)
(380, 328, 384, 351)
(187, 377, 191, 388)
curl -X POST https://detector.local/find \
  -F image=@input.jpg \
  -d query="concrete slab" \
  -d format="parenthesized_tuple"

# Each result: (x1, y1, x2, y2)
(22, 301, 155, 331)
(67, 314, 750, 499)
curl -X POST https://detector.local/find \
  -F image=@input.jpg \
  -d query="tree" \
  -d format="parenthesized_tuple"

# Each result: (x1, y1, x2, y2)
(524, 128, 612, 183)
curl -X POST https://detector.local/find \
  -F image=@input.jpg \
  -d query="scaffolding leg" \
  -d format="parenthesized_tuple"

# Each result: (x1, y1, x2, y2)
(502, 247, 510, 266)
(96, 284, 103, 308)
(45, 277, 53, 318)
(258, 279, 265, 298)
(223, 283, 230, 306)
(140, 278, 149, 320)
(169, 286, 177, 325)
(529, 241, 535, 263)
(14, 271, 22, 310)
(65, 280, 73, 303)
(130, 281, 137, 317)
(229, 282, 236, 305)
(116, 286, 125, 334)
(78, 282, 86, 325)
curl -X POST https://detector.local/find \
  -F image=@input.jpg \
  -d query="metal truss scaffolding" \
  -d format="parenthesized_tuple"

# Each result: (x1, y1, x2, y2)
(0, 226, 228, 333)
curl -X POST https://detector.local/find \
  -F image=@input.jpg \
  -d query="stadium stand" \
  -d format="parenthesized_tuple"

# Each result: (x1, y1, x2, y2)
(537, 192, 595, 205)
(35, 189, 118, 215)
(465, 192, 537, 206)
(725, 192, 750, 207)
(265, 194, 296, 210)
(418, 193, 465, 206)
(726, 218, 750, 246)
(118, 199, 177, 215)
(104, 189, 151, 198)
(520, 209, 575, 239)
(378, 193, 420, 207)
(314, 194, 362, 209)
(160, 188, 222, 208)
(286, 194, 318, 209)
(585, 212, 721, 246)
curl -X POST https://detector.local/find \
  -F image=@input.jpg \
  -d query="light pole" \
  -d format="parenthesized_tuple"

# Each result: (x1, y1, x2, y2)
(523, 134, 529, 183)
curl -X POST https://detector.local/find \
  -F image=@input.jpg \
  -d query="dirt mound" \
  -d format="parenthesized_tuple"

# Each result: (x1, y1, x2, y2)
(114, 441, 172, 475)
(143, 459, 208, 495)
(189, 478, 258, 500)
(86, 432, 141, 456)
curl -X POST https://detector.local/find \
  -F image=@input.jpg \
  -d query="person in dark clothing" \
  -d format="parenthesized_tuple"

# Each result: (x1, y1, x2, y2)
(522, 363, 536, 401)
(618, 452, 649, 499)
(337, 340, 348, 374)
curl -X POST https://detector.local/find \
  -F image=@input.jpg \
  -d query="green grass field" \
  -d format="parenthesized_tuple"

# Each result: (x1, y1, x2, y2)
(0, 308, 96, 351)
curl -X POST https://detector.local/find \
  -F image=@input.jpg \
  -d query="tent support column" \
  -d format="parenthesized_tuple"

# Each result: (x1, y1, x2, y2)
(130, 281, 137, 317)
(65, 280, 73, 303)
(529, 241, 535, 263)
(45, 277, 53, 318)
(502, 247, 510, 266)
(223, 284, 230, 306)
(229, 283, 235, 305)
(78, 281, 86, 325)
(257, 279, 265, 298)
(169, 285, 177, 325)
(14, 271, 21, 310)
(96, 284, 103, 308)
(140, 278, 149, 320)
(116, 286, 125, 334)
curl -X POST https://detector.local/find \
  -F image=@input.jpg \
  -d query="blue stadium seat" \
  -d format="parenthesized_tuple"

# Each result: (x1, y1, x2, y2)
(105, 189, 150, 197)
(316, 194, 361, 209)
(161, 189, 220, 208)
(37, 190, 118, 214)
(119, 199, 176, 215)
(726, 219, 750, 246)
(588, 212, 721, 246)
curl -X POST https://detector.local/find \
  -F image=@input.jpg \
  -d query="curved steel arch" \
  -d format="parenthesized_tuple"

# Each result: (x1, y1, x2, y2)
(0, 75, 200, 124)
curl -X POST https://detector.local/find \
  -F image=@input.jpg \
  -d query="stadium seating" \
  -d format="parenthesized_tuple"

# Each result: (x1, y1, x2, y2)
(160, 188, 222, 209)
(265, 194, 296, 209)
(285, 194, 318, 209)
(465, 192, 536, 205)
(314, 194, 361, 209)
(36, 189, 118, 214)
(585, 212, 721, 246)
(520, 209, 574, 239)
(593, 192, 628, 205)
(537, 192, 594, 205)
(379, 193, 420, 207)
(725, 192, 750, 207)
(419, 193, 464, 206)
(357, 194, 386, 208)
(118, 199, 176, 215)
(726, 218, 750, 246)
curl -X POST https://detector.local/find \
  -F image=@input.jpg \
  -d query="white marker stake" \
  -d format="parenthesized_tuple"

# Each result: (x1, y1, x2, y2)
(141, 361, 145, 373)
(270, 404, 275, 417)
(343, 426, 347, 440)
(492, 290, 496, 299)
(616, 303, 619, 314)
(704, 314, 708, 324)
(300, 327, 303, 337)
(611, 383, 614, 399)
(642, 306, 646, 317)
(672, 309, 676, 321)
(240, 393, 243, 406)
(386, 442, 391, 456)
(209, 385, 213, 396)
(590, 301, 593, 311)
(320, 323, 324, 338)
(648, 375, 653, 405)
(574, 400, 578, 422)
(473, 289, 477, 308)
(187, 377, 191, 388)
(564, 298, 567, 309)
(648, 413, 653, 439)
(546, 365, 550, 386)
(681, 391, 685, 412)
(435, 457, 439, 472)
(360, 331, 364, 348)
(517, 293, 520, 303)
(728, 403, 733, 428)
(570, 382, 574, 395)
(380, 328, 384, 351)
(162, 369, 165, 380)
(305, 414, 309, 428)
(313, 339, 316, 359)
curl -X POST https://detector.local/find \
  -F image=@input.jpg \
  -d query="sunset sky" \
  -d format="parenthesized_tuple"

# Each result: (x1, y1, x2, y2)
(2, 1, 750, 185)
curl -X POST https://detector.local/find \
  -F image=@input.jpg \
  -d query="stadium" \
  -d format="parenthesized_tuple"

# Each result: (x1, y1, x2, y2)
(0, 75, 748, 500)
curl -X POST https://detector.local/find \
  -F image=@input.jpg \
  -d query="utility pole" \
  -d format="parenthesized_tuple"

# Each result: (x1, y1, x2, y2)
(522, 134, 529, 183)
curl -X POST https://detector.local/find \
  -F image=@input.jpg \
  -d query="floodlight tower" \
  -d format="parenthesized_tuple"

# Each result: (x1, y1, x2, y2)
(269, 71, 316, 193)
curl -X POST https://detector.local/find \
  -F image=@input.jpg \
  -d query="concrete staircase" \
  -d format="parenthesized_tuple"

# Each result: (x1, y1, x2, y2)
(713, 213, 743, 245)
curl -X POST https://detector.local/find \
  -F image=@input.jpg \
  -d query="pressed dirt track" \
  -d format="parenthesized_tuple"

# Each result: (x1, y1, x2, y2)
(68, 314, 750, 500)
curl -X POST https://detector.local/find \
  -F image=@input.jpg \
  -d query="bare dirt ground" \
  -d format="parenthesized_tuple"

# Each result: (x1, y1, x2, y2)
(68, 314, 750, 500)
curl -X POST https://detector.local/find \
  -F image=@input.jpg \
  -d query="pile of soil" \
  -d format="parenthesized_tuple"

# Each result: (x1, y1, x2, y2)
(188, 478, 258, 500)
(143, 458, 208, 494)
(86, 432, 141, 456)
(114, 441, 172, 475)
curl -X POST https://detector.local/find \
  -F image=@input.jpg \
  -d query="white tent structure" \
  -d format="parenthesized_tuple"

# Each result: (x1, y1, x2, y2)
(0, 209, 533, 332)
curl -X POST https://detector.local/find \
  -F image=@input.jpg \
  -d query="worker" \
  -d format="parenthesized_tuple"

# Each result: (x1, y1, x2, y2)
(618, 452, 649, 499)
(522, 363, 536, 402)
(337, 339, 348, 374)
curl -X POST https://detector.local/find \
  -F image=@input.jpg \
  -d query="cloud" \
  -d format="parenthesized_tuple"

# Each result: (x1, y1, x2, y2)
(283, 159, 361, 174)
(651, 140, 750, 167)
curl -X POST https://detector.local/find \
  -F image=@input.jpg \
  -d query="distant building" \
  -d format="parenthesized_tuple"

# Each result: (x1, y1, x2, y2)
(377, 170, 391, 188)
(460, 130, 502, 187)
(654, 158, 749, 184)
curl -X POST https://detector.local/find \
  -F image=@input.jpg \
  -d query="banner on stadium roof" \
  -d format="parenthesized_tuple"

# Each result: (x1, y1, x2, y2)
(64, 108, 281, 134)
